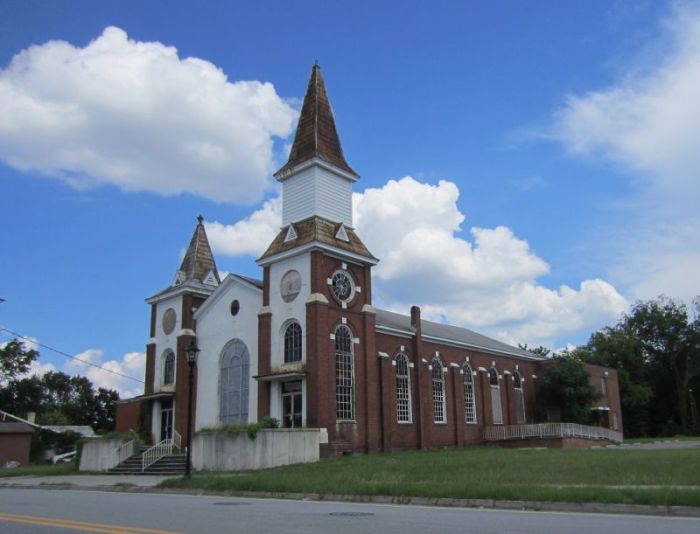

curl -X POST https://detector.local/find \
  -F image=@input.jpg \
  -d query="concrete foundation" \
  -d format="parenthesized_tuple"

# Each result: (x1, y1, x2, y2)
(192, 428, 324, 471)
(79, 438, 130, 471)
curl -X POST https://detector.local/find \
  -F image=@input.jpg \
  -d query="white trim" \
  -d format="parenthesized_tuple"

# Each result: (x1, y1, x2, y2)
(450, 362, 460, 368)
(361, 304, 376, 314)
(177, 329, 196, 337)
(378, 351, 390, 359)
(353, 338, 360, 344)
(355, 286, 362, 293)
(258, 241, 379, 266)
(258, 306, 272, 315)
(306, 293, 329, 305)
(335, 224, 349, 242)
(275, 156, 360, 183)
(284, 224, 298, 242)
(329, 333, 336, 340)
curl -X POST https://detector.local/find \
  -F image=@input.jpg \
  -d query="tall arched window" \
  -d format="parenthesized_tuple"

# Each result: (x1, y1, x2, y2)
(219, 340, 249, 424)
(513, 370, 525, 424)
(335, 325, 354, 421)
(432, 357, 446, 423)
(395, 353, 412, 423)
(163, 351, 175, 385)
(284, 322, 302, 363)
(463, 362, 477, 424)
(489, 367, 503, 425)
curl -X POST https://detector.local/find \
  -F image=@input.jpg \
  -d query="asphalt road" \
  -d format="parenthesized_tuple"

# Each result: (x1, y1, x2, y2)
(1, 488, 699, 534)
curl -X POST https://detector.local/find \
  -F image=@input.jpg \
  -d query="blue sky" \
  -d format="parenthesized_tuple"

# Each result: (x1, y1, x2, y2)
(1, 0, 699, 396)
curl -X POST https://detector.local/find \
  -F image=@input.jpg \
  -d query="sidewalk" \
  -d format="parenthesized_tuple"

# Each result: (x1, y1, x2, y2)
(0, 474, 176, 488)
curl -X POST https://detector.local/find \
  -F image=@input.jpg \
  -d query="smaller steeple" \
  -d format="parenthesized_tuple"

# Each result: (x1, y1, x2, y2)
(174, 215, 220, 287)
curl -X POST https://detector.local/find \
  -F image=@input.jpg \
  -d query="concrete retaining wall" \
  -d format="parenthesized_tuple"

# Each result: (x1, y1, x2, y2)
(79, 438, 130, 471)
(193, 428, 324, 471)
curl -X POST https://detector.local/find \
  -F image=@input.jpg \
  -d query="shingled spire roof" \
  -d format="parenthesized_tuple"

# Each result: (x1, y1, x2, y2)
(275, 63, 357, 179)
(176, 215, 220, 286)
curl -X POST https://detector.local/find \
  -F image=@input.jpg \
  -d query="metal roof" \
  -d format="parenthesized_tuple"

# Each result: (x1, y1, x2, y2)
(375, 308, 544, 361)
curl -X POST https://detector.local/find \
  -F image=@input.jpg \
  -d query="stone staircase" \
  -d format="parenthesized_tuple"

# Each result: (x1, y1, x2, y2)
(108, 448, 187, 475)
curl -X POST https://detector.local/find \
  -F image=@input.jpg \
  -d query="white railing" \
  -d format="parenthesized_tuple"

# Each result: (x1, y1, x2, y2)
(483, 423, 623, 444)
(114, 439, 135, 466)
(141, 430, 181, 471)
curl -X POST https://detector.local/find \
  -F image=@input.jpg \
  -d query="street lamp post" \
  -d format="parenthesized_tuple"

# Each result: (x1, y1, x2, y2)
(184, 339, 200, 478)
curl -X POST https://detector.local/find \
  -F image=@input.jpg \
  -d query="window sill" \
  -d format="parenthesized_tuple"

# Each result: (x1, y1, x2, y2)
(397, 421, 413, 425)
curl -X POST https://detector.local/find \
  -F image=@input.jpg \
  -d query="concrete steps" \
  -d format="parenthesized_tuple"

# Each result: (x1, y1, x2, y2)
(108, 452, 187, 475)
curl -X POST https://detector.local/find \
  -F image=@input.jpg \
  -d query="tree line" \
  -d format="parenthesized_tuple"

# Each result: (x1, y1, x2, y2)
(0, 339, 119, 432)
(530, 296, 700, 437)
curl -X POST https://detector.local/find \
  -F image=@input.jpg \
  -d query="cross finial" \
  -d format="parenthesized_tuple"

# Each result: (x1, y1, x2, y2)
(197, 214, 204, 224)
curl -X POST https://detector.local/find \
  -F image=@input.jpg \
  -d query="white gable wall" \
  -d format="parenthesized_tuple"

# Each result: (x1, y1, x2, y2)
(269, 253, 311, 369)
(194, 277, 261, 429)
(152, 294, 182, 390)
(282, 165, 353, 226)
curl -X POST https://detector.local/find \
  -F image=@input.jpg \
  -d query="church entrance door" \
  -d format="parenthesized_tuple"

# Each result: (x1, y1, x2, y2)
(160, 399, 174, 441)
(282, 381, 302, 428)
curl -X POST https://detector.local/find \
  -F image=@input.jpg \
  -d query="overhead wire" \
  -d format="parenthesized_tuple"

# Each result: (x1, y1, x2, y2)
(0, 326, 144, 383)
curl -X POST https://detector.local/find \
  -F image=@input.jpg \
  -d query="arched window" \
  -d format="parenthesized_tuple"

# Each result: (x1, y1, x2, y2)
(335, 325, 354, 421)
(489, 367, 503, 425)
(219, 340, 249, 424)
(463, 362, 477, 424)
(284, 322, 302, 363)
(513, 370, 525, 424)
(432, 357, 446, 423)
(163, 351, 175, 385)
(395, 353, 412, 423)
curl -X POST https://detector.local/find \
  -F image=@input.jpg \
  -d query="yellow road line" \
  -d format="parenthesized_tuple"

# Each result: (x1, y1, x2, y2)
(0, 512, 180, 534)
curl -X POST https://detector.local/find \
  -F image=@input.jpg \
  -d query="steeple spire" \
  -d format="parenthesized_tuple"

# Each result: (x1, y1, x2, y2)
(275, 63, 357, 179)
(175, 215, 220, 286)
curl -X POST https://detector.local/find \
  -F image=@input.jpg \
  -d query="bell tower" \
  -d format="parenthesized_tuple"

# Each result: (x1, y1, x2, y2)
(255, 64, 380, 454)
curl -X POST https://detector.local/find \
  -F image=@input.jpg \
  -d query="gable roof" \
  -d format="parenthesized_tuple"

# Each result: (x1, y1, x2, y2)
(258, 216, 377, 264)
(0, 421, 35, 434)
(375, 308, 544, 361)
(192, 272, 263, 321)
(275, 63, 357, 179)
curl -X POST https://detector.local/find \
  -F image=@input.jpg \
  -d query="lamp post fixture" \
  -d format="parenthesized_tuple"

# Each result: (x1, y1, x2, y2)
(184, 339, 200, 478)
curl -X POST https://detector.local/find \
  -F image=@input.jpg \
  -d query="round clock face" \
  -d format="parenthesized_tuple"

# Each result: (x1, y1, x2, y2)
(331, 270, 354, 302)
(280, 270, 302, 303)
(162, 308, 177, 335)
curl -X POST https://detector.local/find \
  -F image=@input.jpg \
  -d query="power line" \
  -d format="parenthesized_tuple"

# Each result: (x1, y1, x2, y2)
(0, 326, 144, 383)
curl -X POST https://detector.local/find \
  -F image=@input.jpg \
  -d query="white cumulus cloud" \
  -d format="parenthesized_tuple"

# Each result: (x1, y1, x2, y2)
(67, 348, 145, 399)
(206, 176, 627, 347)
(549, 3, 700, 301)
(0, 26, 297, 203)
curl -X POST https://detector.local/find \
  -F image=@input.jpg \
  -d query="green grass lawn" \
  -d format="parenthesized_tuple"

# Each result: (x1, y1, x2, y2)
(0, 461, 76, 478)
(624, 435, 700, 444)
(160, 447, 700, 507)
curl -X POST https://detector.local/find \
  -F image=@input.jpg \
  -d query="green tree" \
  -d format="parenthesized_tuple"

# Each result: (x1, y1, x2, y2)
(535, 356, 600, 423)
(0, 370, 120, 432)
(519, 344, 551, 358)
(573, 327, 653, 437)
(625, 297, 700, 434)
(0, 339, 38, 382)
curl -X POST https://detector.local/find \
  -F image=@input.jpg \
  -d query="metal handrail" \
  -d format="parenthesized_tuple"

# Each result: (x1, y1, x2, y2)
(141, 430, 182, 471)
(114, 439, 134, 466)
(483, 423, 623, 444)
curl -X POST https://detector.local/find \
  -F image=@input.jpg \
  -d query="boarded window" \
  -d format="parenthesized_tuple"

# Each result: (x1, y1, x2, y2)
(489, 367, 503, 425)
(513, 371, 525, 424)
(219, 340, 249, 423)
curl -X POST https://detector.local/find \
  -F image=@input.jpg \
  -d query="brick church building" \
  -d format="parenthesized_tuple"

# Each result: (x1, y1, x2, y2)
(116, 65, 622, 455)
